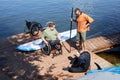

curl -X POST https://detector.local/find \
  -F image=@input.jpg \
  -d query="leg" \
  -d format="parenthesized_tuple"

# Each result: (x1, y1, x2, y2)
(49, 40, 60, 46)
(81, 32, 87, 51)
(76, 32, 82, 52)
(82, 41, 86, 51)
(49, 40, 62, 57)
(76, 32, 81, 46)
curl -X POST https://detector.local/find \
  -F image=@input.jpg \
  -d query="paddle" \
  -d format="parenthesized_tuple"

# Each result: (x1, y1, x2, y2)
(70, 7, 74, 53)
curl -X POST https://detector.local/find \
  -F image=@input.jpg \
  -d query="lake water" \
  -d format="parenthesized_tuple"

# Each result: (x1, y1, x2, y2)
(97, 47, 120, 65)
(0, 0, 120, 64)
(0, 0, 120, 38)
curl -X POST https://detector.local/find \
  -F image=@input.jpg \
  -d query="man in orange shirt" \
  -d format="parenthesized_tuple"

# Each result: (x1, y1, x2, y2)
(72, 8, 94, 52)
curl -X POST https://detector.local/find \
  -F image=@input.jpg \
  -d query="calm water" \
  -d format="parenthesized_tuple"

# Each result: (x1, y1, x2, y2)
(97, 47, 120, 65)
(0, 0, 120, 64)
(0, 0, 120, 38)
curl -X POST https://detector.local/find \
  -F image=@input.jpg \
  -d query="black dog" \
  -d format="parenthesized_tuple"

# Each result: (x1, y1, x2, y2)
(63, 51, 91, 73)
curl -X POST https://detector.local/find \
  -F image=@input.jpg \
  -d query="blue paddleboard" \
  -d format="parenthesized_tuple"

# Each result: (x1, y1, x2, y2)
(17, 29, 77, 51)
(78, 72, 120, 80)
(87, 66, 120, 74)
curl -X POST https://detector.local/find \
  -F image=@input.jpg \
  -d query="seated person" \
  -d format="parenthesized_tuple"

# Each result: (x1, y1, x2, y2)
(63, 51, 91, 73)
(41, 21, 61, 51)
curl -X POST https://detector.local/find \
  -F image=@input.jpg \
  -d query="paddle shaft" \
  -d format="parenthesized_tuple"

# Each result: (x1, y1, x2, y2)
(70, 7, 74, 52)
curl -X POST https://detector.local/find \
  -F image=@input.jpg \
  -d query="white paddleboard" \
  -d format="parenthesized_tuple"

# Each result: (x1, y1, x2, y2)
(17, 29, 77, 51)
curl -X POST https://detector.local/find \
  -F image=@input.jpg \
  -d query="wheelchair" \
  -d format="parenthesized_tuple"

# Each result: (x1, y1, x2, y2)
(25, 20, 46, 36)
(41, 40, 62, 58)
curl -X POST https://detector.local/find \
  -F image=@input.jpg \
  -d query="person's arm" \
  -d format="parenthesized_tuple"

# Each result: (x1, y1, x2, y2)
(41, 31, 49, 46)
(85, 13, 94, 24)
(57, 33, 62, 41)
(42, 37, 49, 46)
(84, 13, 94, 31)
(54, 28, 62, 41)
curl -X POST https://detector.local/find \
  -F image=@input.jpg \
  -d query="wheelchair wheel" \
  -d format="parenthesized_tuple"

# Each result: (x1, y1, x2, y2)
(41, 44, 51, 55)
(30, 25, 39, 36)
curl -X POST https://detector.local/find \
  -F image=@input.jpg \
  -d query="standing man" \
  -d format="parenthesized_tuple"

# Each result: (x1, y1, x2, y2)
(72, 8, 94, 52)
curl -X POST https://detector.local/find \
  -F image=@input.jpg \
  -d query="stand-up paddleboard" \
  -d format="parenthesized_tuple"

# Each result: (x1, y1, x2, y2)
(87, 66, 120, 74)
(17, 29, 77, 51)
(77, 72, 120, 80)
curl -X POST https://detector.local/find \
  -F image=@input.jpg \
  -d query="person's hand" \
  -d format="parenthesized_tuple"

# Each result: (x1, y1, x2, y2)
(84, 23, 90, 28)
(84, 23, 90, 31)
(45, 41, 49, 46)
(59, 39, 62, 43)
(71, 18, 76, 22)
(71, 18, 73, 21)
(73, 54, 77, 57)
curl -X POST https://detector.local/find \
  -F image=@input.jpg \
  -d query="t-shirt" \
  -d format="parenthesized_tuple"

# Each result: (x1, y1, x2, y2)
(42, 27, 58, 40)
(76, 13, 94, 32)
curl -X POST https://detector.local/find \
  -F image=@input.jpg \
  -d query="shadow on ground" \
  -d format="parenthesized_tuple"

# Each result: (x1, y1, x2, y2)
(0, 34, 58, 80)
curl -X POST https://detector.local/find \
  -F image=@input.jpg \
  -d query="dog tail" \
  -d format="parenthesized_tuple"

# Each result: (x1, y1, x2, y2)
(94, 62, 102, 70)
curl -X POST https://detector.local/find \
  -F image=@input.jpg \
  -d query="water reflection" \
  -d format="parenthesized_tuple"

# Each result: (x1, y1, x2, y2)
(97, 46, 120, 65)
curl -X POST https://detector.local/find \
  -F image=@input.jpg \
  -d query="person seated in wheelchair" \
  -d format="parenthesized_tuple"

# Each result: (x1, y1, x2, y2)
(41, 21, 62, 55)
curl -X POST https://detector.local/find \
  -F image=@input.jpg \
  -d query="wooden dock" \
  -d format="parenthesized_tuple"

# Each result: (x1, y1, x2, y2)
(0, 32, 120, 80)
(86, 32, 120, 53)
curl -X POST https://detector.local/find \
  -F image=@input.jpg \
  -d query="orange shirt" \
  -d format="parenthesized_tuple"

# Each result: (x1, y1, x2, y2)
(76, 13, 94, 32)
